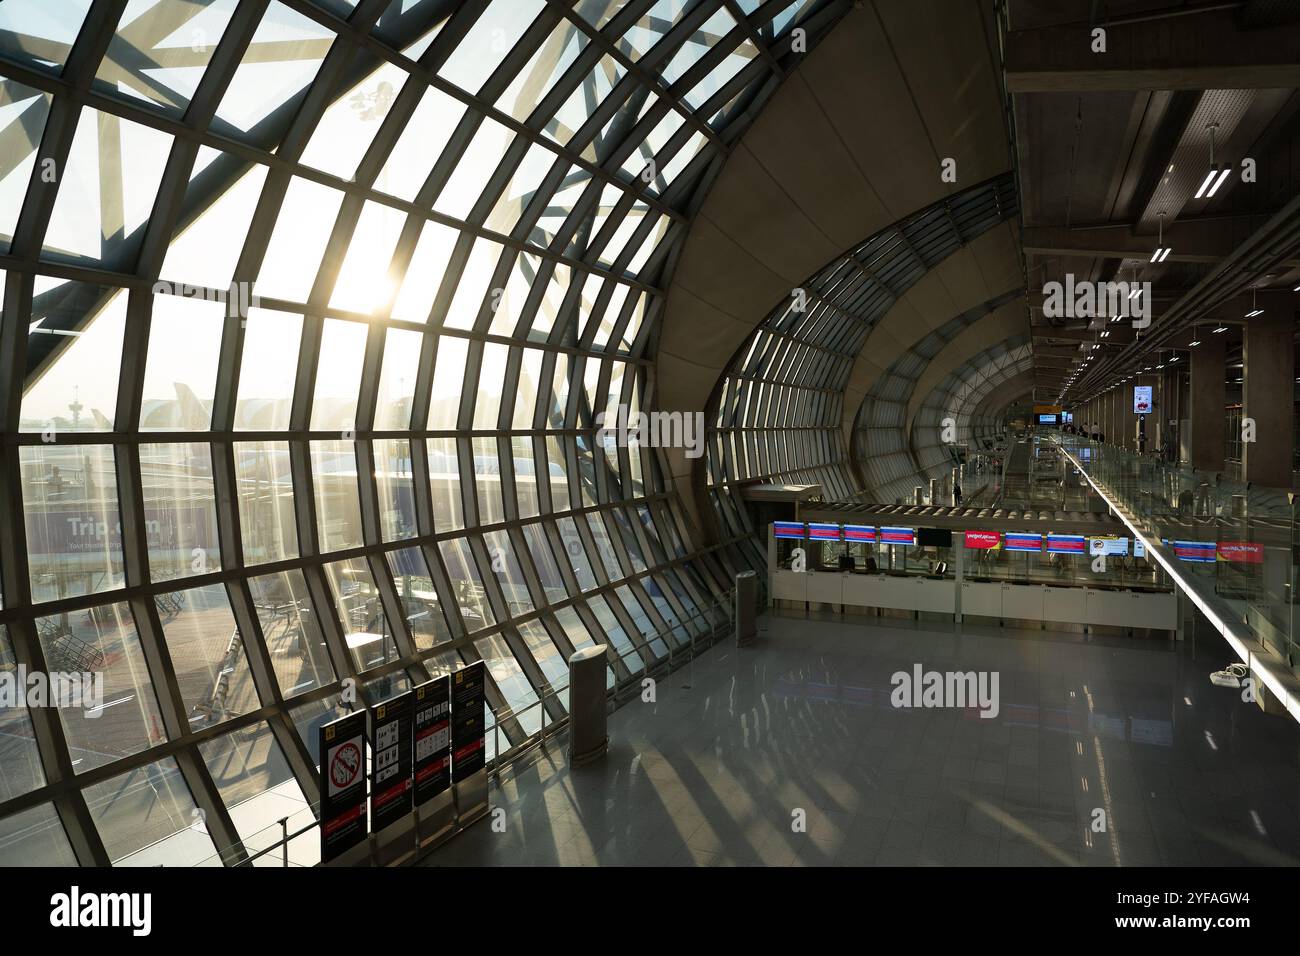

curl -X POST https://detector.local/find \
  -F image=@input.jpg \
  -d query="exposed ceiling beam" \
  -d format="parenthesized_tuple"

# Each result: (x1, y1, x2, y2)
(1003, 9, 1300, 92)
(1023, 224, 1300, 268)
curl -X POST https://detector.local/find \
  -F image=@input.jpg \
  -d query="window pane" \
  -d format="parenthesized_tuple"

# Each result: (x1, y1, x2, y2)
(82, 756, 217, 865)
(234, 441, 298, 564)
(374, 438, 415, 542)
(94, 0, 239, 117)
(311, 440, 362, 553)
(472, 436, 504, 524)
(140, 293, 224, 430)
(427, 335, 467, 429)
(255, 176, 344, 304)
(426, 437, 464, 532)
(43, 108, 172, 264)
(483, 529, 533, 615)
(0, 803, 77, 867)
(473, 635, 539, 735)
(248, 569, 334, 698)
(197, 722, 314, 866)
(438, 537, 494, 633)
(386, 547, 452, 651)
(311, 319, 367, 431)
(35, 602, 164, 773)
(374, 327, 421, 430)
(22, 444, 124, 603)
(235, 307, 302, 431)
(322, 557, 398, 672)
(0, 625, 47, 800)
(140, 442, 220, 581)
(21, 281, 126, 433)
(158, 584, 259, 731)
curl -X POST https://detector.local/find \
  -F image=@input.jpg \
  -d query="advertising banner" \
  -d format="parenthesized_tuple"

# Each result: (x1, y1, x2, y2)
(1173, 540, 1216, 563)
(1217, 541, 1263, 564)
(843, 525, 876, 542)
(1088, 536, 1129, 557)
(773, 521, 804, 539)
(964, 530, 1000, 549)
(1046, 534, 1087, 554)
(1133, 386, 1153, 414)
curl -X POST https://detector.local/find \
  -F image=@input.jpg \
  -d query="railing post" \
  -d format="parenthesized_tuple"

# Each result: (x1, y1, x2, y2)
(280, 816, 288, 867)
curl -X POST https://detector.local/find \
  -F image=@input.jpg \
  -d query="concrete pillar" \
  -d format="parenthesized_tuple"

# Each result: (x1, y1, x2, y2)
(1189, 336, 1225, 472)
(1243, 314, 1294, 488)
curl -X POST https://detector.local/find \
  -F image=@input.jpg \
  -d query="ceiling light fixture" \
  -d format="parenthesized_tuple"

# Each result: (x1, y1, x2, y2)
(1151, 212, 1172, 262)
(1245, 286, 1263, 318)
(1193, 123, 1232, 199)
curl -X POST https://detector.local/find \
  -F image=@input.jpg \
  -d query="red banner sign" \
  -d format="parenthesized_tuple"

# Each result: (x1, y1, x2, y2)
(1217, 541, 1263, 564)
(964, 530, 1000, 549)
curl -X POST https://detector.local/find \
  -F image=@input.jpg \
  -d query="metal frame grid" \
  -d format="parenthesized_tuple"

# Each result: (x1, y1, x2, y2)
(0, 0, 846, 867)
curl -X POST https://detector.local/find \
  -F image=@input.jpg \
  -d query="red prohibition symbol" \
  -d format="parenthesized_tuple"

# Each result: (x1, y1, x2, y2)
(331, 741, 362, 789)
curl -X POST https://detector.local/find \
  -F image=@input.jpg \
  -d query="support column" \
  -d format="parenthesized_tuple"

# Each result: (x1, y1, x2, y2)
(1189, 336, 1226, 472)
(1243, 313, 1294, 488)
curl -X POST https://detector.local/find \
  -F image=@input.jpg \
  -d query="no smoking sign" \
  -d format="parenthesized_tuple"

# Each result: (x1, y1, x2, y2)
(327, 737, 363, 795)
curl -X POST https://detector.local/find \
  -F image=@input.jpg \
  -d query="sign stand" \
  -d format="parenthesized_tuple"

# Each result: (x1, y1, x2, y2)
(412, 676, 455, 849)
(319, 710, 371, 867)
(451, 662, 490, 827)
(369, 691, 416, 866)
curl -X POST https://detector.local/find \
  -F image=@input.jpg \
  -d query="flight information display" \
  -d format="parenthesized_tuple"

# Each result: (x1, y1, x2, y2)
(879, 527, 917, 546)
(1004, 532, 1042, 552)
(808, 523, 843, 541)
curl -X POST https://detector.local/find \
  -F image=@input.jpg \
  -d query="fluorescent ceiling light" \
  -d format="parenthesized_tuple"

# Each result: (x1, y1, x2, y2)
(1194, 168, 1218, 199)
(1206, 167, 1231, 198)
(1213, 325, 1226, 333)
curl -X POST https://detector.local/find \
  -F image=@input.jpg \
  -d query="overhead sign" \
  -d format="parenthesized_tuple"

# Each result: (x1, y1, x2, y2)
(879, 527, 916, 546)
(843, 525, 876, 542)
(773, 521, 804, 539)
(807, 522, 842, 541)
(1088, 536, 1129, 557)
(964, 530, 1000, 549)
(1046, 534, 1086, 554)
(1173, 540, 1216, 563)
(370, 691, 414, 833)
(1133, 385, 1153, 414)
(319, 710, 368, 863)
(451, 661, 487, 782)
(1004, 532, 1042, 552)
(412, 677, 452, 807)
(1217, 541, 1263, 564)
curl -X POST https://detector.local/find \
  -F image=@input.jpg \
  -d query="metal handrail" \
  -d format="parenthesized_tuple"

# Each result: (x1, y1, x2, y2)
(214, 583, 762, 867)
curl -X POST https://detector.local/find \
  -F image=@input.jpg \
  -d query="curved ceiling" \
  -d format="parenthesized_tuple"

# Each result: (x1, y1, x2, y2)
(653, 0, 1023, 527)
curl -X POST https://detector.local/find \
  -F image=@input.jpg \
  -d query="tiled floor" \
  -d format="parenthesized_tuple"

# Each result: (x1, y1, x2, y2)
(421, 611, 1300, 866)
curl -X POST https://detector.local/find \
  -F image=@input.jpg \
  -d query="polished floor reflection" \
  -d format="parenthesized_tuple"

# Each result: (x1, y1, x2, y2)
(422, 611, 1300, 866)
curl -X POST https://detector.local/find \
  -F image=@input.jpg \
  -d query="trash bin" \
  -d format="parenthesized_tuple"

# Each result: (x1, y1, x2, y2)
(568, 644, 608, 767)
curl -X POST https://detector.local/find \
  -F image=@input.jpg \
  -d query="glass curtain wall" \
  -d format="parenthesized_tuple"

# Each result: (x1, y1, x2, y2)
(0, 0, 836, 866)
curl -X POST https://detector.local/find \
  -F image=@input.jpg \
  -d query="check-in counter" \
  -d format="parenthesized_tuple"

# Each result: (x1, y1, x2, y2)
(960, 581, 1003, 617)
(1084, 588, 1175, 629)
(1042, 585, 1086, 624)
(771, 568, 808, 602)
(778, 568, 1175, 632)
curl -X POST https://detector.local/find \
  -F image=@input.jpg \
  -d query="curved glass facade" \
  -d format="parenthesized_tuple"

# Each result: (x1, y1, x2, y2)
(0, 0, 835, 866)
(707, 174, 1019, 534)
